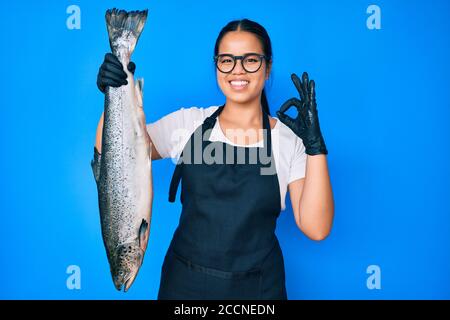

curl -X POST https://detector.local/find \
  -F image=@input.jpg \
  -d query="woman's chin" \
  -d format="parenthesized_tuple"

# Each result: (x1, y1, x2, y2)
(226, 93, 258, 105)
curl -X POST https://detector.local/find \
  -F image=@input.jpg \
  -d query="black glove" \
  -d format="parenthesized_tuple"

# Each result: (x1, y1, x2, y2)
(96, 53, 136, 93)
(276, 72, 328, 155)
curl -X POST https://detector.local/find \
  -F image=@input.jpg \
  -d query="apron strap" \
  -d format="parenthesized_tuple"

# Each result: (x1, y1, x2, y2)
(168, 163, 183, 203)
(168, 105, 224, 203)
(262, 109, 272, 158)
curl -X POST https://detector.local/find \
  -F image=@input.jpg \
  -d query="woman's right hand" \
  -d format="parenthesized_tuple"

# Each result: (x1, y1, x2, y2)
(96, 53, 136, 93)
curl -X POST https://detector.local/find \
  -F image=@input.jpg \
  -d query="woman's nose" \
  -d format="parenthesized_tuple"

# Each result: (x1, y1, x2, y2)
(232, 59, 246, 74)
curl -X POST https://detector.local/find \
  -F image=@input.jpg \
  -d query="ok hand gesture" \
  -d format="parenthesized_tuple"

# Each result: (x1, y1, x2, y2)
(276, 72, 328, 155)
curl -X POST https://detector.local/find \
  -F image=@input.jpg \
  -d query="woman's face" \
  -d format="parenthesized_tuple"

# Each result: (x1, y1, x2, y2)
(216, 31, 271, 105)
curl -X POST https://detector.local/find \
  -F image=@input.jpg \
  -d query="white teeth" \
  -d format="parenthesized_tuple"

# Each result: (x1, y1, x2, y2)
(230, 80, 249, 86)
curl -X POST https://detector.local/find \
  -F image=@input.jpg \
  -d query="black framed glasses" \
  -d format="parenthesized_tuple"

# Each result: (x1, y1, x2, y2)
(214, 53, 269, 73)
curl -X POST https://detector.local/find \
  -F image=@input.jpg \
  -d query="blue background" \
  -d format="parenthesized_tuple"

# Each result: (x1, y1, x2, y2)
(1, 0, 449, 299)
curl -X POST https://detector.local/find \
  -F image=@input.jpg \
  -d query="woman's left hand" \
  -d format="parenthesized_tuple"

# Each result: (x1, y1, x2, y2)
(276, 72, 328, 155)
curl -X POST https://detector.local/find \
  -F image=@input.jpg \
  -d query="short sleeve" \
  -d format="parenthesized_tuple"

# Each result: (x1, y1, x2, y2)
(146, 107, 214, 160)
(287, 136, 307, 184)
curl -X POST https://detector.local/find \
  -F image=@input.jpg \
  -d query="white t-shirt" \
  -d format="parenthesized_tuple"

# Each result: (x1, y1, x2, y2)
(146, 105, 307, 211)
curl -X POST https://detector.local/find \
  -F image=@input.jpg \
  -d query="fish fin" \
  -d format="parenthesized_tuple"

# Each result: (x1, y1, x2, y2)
(90, 146, 101, 185)
(138, 218, 150, 252)
(135, 78, 144, 109)
(105, 8, 148, 55)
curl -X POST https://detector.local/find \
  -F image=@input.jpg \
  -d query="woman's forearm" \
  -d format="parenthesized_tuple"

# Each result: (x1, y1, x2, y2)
(298, 154, 334, 240)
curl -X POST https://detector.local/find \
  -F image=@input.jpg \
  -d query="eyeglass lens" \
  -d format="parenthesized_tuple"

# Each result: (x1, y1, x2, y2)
(216, 54, 263, 73)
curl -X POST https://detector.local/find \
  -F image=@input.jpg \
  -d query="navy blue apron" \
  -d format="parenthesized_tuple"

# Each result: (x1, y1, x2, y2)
(157, 105, 287, 300)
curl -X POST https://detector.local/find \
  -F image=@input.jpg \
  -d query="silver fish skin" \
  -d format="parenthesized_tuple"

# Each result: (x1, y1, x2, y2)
(91, 8, 152, 292)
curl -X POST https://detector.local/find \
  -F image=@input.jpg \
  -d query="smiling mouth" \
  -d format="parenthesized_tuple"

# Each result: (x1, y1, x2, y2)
(229, 80, 249, 90)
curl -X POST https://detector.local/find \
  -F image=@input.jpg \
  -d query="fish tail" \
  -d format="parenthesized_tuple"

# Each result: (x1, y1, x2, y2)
(105, 8, 148, 55)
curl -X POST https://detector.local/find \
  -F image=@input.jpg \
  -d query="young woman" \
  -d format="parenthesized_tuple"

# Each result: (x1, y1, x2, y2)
(95, 18, 334, 300)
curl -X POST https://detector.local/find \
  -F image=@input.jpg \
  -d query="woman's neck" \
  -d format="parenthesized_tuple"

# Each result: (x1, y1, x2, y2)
(221, 99, 263, 127)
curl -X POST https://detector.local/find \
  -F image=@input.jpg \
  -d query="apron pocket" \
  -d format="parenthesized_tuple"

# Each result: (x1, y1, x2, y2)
(171, 250, 262, 300)
(205, 269, 262, 300)
(157, 248, 206, 300)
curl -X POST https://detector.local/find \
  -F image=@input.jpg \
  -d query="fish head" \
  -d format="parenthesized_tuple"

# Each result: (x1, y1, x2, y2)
(111, 242, 144, 292)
